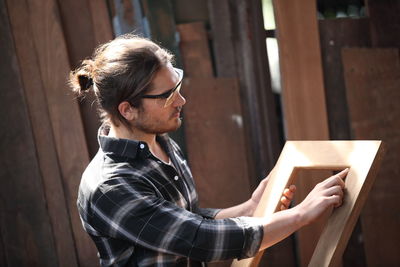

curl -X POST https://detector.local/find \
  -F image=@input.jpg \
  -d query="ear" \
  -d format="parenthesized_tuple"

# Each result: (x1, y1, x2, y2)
(118, 101, 138, 121)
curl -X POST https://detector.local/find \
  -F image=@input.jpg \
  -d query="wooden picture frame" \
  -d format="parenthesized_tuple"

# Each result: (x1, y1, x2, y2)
(232, 141, 385, 267)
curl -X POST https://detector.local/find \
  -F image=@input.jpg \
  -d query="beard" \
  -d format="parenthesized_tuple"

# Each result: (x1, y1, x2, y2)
(131, 108, 182, 135)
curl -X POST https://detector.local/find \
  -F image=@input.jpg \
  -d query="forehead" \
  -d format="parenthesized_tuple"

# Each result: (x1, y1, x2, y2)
(147, 65, 179, 94)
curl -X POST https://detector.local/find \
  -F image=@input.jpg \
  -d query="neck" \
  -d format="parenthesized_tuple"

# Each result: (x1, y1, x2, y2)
(109, 123, 159, 154)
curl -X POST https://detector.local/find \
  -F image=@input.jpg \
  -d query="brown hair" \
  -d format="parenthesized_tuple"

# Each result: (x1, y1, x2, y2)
(69, 34, 174, 127)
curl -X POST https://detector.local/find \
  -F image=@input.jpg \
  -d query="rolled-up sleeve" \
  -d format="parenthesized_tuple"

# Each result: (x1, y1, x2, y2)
(89, 178, 264, 262)
(193, 206, 221, 219)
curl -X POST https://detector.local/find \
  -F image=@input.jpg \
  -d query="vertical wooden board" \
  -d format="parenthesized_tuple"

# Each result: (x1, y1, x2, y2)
(368, 0, 400, 47)
(319, 18, 371, 140)
(177, 22, 213, 77)
(0, 230, 6, 267)
(207, 0, 236, 77)
(172, 0, 209, 24)
(228, 0, 281, 181)
(141, 0, 187, 154)
(141, 0, 182, 65)
(272, 1, 331, 265)
(57, 0, 114, 159)
(217, 1, 293, 265)
(183, 77, 252, 208)
(178, 22, 252, 208)
(319, 18, 372, 267)
(342, 48, 400, 266)
(6, 0, 98, 266)
(273, 0, 329, 140)
(0, 1, 58, 265)
(56, 0, 101, 159)
(5, 0, 79, 265)
(87, 0, 114, 45)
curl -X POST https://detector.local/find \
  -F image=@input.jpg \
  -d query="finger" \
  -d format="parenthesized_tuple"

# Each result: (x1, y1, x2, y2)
(280, 204, 286, 211)
(327, 194, 343, 208)
(260, 177, 269, 187)
(280, 196, 290, 208)
(337, 168, 349, 179)
(324, 172, 346, 189)
(283, 188, 294, 200)
(324, 185, 344, 198)
(289, 184, 296, 192)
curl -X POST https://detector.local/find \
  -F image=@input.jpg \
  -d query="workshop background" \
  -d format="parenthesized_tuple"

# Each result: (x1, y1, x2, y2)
(1, 0, 399, 266)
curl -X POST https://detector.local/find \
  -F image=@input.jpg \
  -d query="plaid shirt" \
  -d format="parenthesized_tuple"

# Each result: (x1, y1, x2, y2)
(77, 125, 263, 266)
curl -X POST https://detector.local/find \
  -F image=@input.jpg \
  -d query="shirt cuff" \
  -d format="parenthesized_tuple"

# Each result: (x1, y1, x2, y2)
(235, 217, 264, 259)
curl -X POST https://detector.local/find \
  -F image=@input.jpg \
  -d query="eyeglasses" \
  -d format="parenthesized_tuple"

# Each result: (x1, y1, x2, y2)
(141, 68, 184, 107)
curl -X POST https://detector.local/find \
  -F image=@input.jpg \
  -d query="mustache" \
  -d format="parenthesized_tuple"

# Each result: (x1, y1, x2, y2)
(171, 107, 183, 118)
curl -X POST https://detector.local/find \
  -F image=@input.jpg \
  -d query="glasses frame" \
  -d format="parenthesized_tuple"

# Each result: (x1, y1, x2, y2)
(141, 68, 184, 107)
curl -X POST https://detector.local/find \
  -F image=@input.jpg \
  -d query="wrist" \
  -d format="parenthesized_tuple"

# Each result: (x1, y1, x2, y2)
(292, 205, 307, 228)
(246, 198, 257, 216)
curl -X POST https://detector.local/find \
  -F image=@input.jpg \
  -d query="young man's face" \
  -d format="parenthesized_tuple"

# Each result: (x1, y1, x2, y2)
(131, 65, 186, 135)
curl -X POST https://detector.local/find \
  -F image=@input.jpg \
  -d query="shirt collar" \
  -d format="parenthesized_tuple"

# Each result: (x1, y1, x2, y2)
(97, 124, 171, 160)
(97, 124, 151, 160)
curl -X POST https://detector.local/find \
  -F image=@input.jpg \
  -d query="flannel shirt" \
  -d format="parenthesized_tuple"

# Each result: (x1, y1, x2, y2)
(77, 125, 263, 266)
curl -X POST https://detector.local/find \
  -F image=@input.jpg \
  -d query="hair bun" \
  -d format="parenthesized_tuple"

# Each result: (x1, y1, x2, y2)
(78, 74, 94, 91)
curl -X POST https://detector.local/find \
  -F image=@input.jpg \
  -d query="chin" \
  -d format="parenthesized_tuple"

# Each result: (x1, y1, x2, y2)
(167, 119, 182, 133)
(153, 120, 182, 135)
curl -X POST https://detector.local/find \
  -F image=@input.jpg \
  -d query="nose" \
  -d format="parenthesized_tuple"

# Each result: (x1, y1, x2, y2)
(173, 91, 186, 107)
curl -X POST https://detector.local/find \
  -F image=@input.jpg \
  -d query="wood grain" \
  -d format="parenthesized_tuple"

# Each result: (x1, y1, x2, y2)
(319, 18, 371, 140)
(0, 1, 58, 264)
(342, 48, 400, 267)
(178, 22, 252, 209)
(272, 1, 331, 264)
(273, 0, 329, 141)
(5, 0, 79, 265)
(232, 141, 384, 267)
(229, 0, 281, 179)
(57, 0, 114, 159)
(56, 0, 109, 158)
(5, 0, 98, 265)
(318, 18, 372, 266)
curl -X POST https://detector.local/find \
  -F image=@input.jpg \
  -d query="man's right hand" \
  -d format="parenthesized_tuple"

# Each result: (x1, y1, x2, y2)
(295, 168, 348, 227)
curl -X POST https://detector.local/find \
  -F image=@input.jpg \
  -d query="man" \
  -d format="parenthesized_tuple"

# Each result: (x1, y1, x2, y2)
(70, 34, 347, 266)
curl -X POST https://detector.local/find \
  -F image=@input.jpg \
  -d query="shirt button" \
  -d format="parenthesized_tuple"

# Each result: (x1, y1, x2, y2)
(157, 160, 162, 164)
(139, 144, 145, 149)
(174, 176, 179, 181)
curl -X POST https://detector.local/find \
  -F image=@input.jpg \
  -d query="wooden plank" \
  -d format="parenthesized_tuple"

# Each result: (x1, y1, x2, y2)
(319, 18, 372, 266)
(172, 0, 209, 25)
(0, 1, 58, 265)
(232, 141, 385, 267)
(368, 0, 400, 47)
(319, 18, 371, 140)
(5, 0, 80, 265)
(0, 230, 6, 267)
(207, 0, 236, 77)
(141, 0, 182, 65)
(272, 1, 331, 265)
(178, 22, 252, 208)
(56, 0, 99, 159)
(215, 1, 294, 265)
(57, 0, 114, 159)
(141, 0, 187, 154)
(229, 0, 281, 181)
(5, 0, 98, 266)
(177, 22, 213, 77)
(87, 0, 114, 45)
(273, 0, 329, 140)
(183, 77, 253, 208)
(342, 48, 400, 267)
